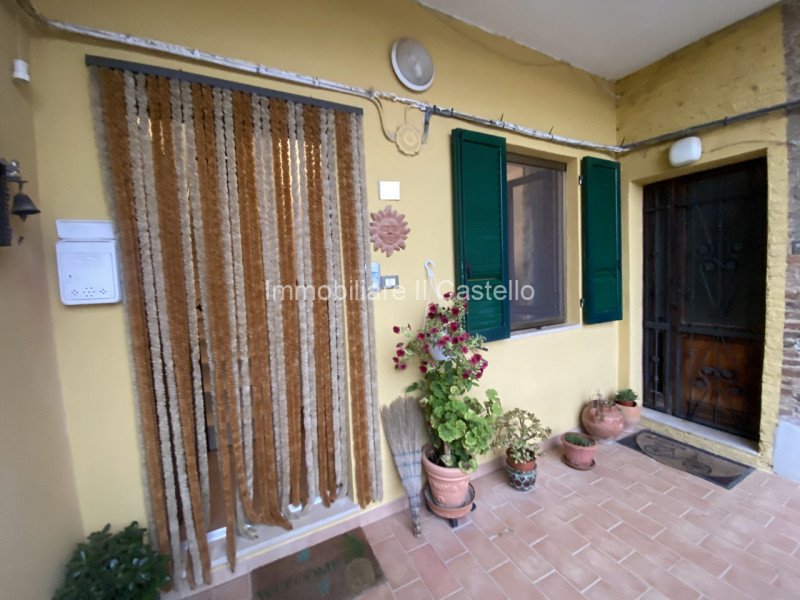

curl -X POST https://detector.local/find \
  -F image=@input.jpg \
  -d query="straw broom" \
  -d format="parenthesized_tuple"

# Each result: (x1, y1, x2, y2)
(380, 395, 426, 536)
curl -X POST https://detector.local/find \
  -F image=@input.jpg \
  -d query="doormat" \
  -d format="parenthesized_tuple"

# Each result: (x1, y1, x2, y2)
(617, 429, 754, 489)
(251, 528, 384, 600)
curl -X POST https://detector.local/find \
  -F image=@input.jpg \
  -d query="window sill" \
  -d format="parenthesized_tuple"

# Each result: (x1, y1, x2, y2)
(510, 322, 580, 340)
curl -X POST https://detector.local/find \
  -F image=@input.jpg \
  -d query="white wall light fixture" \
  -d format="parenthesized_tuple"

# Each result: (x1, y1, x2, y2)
(390, 38, 434, 92)
(669, 136, 702, 167)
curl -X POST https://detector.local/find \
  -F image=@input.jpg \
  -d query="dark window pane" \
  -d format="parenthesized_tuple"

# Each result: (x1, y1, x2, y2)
(506, 157, 565, 329)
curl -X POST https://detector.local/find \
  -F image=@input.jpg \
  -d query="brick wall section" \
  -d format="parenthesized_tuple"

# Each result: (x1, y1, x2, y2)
(780, 0, 800, 421)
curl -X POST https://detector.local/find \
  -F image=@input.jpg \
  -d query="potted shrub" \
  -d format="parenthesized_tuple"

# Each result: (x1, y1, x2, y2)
(492, 407, 552, 491)
(580, 390, 624, 444)
(54, 521, 170, 600)
(394, 293, 502, 513)
(614, 388, 641, 432)
(561, 431, 598, 469)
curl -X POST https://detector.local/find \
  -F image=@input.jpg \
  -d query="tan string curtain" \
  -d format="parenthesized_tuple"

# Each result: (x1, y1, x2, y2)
(88, 59, 381, 586)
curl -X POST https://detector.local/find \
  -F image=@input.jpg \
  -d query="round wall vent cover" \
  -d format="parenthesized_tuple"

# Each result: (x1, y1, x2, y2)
(390, 37, 434, 92)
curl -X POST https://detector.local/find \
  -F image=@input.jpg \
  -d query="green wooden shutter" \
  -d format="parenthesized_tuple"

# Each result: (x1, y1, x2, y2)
(452, 129, 510, 342)
(581, 156, 622, 324)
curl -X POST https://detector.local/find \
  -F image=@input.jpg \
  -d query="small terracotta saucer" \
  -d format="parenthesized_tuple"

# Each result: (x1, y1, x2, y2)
(562, 455, 596, 471)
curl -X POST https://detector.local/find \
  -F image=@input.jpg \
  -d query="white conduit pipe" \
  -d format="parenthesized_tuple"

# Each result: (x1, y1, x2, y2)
(15, 0, 627, 154)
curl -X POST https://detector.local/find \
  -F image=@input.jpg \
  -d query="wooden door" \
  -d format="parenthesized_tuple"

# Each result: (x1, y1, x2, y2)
(643, 159, 767, 440)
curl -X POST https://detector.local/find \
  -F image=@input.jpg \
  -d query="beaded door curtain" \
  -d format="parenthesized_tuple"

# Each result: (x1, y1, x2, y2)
(89, 62, 381, 586)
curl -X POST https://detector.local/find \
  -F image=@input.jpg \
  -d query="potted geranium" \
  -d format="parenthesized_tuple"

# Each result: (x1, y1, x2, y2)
(614, 388, 641, 432)
(492, 408, 552, 491)
(394, 293, 502, 514)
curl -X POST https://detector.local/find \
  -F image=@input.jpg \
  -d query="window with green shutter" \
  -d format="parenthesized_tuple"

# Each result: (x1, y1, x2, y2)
(451, 129, 510, 342)
(581, 156, 622, 324)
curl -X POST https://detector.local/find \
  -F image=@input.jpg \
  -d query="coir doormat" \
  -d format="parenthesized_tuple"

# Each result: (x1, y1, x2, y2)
(617, 429, 754, 489)
(251, 528, 384, 600)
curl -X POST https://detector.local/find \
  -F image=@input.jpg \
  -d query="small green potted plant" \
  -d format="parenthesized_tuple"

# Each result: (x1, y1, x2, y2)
(54, 521, 170, 600)
(492, 408, 552, 491)
(614, 388, 641, 432)
(394, 293, 502, 516)
(561, 431, 598, 469)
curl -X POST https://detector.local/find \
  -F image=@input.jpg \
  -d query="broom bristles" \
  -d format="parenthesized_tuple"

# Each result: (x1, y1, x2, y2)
(381, 395, 427, 536)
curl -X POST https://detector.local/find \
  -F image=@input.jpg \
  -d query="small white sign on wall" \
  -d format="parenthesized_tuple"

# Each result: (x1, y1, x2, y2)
(55, 220, 121, 305)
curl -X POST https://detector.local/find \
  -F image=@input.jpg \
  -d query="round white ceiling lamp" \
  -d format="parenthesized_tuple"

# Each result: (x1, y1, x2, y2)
(390, 37, 434, 92)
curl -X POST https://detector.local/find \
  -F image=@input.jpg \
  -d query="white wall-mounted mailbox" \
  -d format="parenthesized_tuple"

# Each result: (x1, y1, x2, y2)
(55, 220, 121, 305)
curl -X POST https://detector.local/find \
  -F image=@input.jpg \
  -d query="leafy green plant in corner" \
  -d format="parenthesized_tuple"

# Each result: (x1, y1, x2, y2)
(563, 432, 595, 447)
(492, 407, 552, 464)
(614, 388, 638, 406)
(53, 521, 170, 600)
(394, 293, 502, 473)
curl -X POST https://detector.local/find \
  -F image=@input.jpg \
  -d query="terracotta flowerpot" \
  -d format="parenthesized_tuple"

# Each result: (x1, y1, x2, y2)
(615, 400, 641, 433)
(422, 445, 471, 507)
(581, 404, 625, 444)
(561, 433, 597, 469)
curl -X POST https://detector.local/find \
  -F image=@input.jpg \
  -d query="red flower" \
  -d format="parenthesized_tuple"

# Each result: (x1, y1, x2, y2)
(419, 365, 427, 374)
(423, 343, 430, 352)
(399, 363, 407, 370)
(462, 372, 470, 379)
(461, 346, 469, 354)
(396, 349, 405, 357)
(451, 307, 460, 316)
(440, 316, 448, 324)
(476, 370, 483, 379)
(428, 303, 437, 312)
(392, 325, 401, 334)
(430, 327, 439, 335)
(392, 357, 399, 363)
(416, 332, 425, 340)
(444, 291, 454, 300)
(449, 322, 459, 332)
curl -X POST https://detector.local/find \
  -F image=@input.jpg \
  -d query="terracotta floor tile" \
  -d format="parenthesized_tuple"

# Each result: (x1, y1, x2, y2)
(582, 578, 626, 600)
(554, 493, 621, 530)
(446, 552, 505, 600)
(454, 523, 506, 570)
(488, 560, 548, 600)
(491, 484, 545, 517)
(615, 463, 674, 493)
(722, 567, 785, 599)
(746, 538, 800, 573)
(372, 536, 420, 589)
(493, 529, 553, 582)
(620, 552, 701, 599)
(362, 518, 394, 545)
(726, 512, 798, 554)
(493, 502, 547, 545)
(408, 544, 461, 600)
(385, 512, 428, 552)
(422, 517, 467, 562)
(639, 504, 708, 544)
(683, 510, 753, 547)
(653, 529, 728, 576)
(534, 571, 586, 600)
(574, 545, 648, 599)
(567, 515, 634, 562)
(773, 568, 800, 594)
(600, 499, 664, 538)
(628, 481, 691, 516)
(668, 558, 749, 600)
(699, 534, 779, 581)
(609, 522, 680, 570)
(394, 578, 433, 600)
(466, 503, 509, 538)
(531, 537, 599, 591)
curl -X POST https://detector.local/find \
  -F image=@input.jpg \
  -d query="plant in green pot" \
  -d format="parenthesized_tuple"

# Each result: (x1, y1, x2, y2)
(54, 521, 170, 600)
(394, 293, 502, 518)
(614, 388, 641, 433)
(492, 408, 552, 491)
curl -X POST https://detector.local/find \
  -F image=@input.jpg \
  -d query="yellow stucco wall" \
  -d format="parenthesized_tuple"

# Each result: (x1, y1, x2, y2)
(616, 6, 788, 469)
(0, 1, 83, 597)
(29, 0, 621, 534)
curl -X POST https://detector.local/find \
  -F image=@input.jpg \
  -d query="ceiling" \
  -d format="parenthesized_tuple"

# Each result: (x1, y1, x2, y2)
(418, 0, 779, 80)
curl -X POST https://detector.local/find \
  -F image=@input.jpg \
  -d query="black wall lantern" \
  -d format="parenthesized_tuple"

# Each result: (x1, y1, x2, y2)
(1, 159, 40, 246)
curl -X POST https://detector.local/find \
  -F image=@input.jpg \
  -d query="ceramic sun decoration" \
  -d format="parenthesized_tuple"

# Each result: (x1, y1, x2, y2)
(369, 206, 410, 256)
